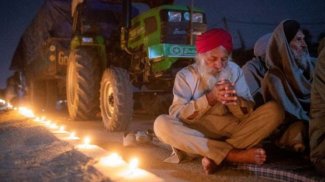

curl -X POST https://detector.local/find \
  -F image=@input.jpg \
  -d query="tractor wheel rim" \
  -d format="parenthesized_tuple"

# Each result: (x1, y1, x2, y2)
(68, 63, 76, 105)
(104, 82, 115, 117)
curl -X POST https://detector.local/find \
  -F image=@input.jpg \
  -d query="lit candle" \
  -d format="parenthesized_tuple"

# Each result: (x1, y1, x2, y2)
(18, 107, 35, 118)
(100, 153, 125, 167)
(129, 158, 139, 171)
(59, 125, 65, 132)
(7, 103, 13, 109)
(45, 120, 52, 126)
(49, 123, 58, 129)
(82, 136, 91, 148)
(34, 117, 41, 122)
(68, 131, 79, 140)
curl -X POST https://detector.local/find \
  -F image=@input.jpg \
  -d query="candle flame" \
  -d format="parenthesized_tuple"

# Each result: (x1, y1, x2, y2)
(83, 136, 91, 145)
(59, 126, 65, 132)
(129, 158, 139, 170)
(18, 107, 35, 118)
(49, 123, 58, 129)
(70, 131, 75, 137)
(7, 103, 13, 109)
(101, 153, 125, 167)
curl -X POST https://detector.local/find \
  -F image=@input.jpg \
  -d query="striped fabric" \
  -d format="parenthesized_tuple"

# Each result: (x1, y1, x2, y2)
(227, 163, 324, 182)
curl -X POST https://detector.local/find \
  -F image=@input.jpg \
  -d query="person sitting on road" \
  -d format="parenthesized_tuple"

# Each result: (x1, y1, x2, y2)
(242, 33, 271, 108)
(262, 20, 317, 153)
(309, 37, 325, 176)
(153, 28, 284, 174)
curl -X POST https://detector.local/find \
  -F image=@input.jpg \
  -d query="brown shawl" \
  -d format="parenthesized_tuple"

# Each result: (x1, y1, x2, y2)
(262, 20, 316, 121)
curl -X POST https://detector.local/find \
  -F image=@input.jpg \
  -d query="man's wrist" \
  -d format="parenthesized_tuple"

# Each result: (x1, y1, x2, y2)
(206, 92, 217, 106)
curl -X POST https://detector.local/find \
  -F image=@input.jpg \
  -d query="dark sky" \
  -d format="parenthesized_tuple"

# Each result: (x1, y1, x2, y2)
(0, 0, 324, 89)
(0, 0, 43, 89)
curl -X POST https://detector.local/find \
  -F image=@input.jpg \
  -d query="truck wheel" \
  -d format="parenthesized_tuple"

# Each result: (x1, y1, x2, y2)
(66, 48, 101, 120)
(100, 67, 133, 131)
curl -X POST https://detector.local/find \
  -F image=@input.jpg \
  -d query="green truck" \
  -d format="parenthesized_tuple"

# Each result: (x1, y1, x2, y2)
(67, 0, 207, 131)
(13, 0, 207, 131)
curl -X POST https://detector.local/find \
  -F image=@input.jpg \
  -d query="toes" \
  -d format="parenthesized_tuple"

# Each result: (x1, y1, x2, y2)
(254, 148, 266, 164)
(256, 148, 266, 155)
(202, 157, 217, 175)
(255, 155, 266, 164)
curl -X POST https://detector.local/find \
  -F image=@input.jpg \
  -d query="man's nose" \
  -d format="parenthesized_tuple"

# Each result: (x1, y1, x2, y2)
(301, 39, 307, 48)
(214, 60, 223, 69)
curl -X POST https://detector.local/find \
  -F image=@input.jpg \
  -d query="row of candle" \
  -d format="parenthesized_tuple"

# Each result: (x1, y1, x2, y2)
(0, 99, 161, 181)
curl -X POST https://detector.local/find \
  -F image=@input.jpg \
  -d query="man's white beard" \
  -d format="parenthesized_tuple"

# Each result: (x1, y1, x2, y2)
(197, 58, 217, 90)
(196, 57, 230, 90)
(292, 48, 310, 70)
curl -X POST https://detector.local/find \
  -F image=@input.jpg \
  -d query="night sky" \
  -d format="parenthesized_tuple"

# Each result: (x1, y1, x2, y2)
(0, 0, 43, 89)
(0, 0, 324, 89)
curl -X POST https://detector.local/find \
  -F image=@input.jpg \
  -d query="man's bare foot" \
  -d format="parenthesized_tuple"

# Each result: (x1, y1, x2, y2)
(225, 148, 266, 165)
(201, 157, 218, 175)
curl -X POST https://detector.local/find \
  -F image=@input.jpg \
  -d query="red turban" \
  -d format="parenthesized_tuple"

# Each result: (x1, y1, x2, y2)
(195, 28, 233, 54)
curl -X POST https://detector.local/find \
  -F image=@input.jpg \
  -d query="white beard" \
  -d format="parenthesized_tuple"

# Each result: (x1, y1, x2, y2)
(196, 56, 231, 90)
(292, 48, 310, 70)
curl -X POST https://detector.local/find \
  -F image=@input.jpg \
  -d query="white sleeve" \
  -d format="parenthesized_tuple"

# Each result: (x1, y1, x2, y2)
(169, 71, 211, 123)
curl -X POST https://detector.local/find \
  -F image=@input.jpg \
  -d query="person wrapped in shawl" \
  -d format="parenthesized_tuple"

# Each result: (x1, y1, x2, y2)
(262, 20, 316, 152)
(309, 37, 325, 176)
(242, 33, 271, 108)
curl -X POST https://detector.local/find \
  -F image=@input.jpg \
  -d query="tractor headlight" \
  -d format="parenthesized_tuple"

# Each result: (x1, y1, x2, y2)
(81, 37, 94, 43)
(192, 13, 203, 23)
(168, 11, 182, 22)
(183, 12, 203, 23)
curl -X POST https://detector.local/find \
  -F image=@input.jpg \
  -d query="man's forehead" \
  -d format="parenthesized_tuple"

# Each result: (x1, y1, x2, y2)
(295, 30, 305, 38)
(205, 46, 229, 56)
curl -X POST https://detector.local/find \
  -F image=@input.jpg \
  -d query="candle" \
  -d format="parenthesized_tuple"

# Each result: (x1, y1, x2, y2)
(18, 107, 35, 118)
(59, 126, 65, 132)
(68, 131, 79, 140)
(100, 153, 125, 167)
(129, 158, 139, 170)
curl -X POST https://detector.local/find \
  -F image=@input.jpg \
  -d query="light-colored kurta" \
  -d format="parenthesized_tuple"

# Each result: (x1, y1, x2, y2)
(169, 61, 254, 123)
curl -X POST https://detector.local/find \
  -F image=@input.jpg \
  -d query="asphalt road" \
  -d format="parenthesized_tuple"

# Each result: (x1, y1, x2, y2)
(43, 111, 277, 182)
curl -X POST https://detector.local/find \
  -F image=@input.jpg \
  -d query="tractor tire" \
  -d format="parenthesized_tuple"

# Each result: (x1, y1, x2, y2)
(66, 48, 101, 120)
(100, 67, 133, 131)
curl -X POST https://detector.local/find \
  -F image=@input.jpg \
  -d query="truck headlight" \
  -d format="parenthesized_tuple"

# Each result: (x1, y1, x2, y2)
(192, 13, 203, 23)
(168, 11, 182, 22)
(82, 37, 94, 43)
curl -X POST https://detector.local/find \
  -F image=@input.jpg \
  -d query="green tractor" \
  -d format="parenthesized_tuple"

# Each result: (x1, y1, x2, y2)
(67, 0, 207, 131)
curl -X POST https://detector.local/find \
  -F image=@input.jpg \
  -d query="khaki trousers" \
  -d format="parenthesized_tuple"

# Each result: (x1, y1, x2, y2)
(154, 101, 284, 165)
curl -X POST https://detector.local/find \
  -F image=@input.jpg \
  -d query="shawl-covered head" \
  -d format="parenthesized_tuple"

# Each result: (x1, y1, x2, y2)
(283, 20, 301, 43)
(265, 19, 315, 100)
(254, 33, 272, 59)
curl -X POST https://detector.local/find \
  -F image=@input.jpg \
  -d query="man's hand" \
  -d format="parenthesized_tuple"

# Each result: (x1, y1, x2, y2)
(206, 80, 238, 106)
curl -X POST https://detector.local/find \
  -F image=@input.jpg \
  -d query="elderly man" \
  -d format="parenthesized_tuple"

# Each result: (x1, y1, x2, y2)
(262, 20, 316, 152)
(154, 28, 284, 174)
(242, 33, 271, 108)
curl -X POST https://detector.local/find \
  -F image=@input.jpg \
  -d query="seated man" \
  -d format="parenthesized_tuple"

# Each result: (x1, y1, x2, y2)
(154, 28, 284, 174)
(242, 33, 271, 108)
(262, 20, 316, 152)
(309, 37, 325, 175)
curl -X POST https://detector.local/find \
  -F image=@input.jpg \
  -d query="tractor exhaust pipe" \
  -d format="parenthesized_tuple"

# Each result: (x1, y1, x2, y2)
(121, 0, 133, 54)
(122, 0, 131, 29)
